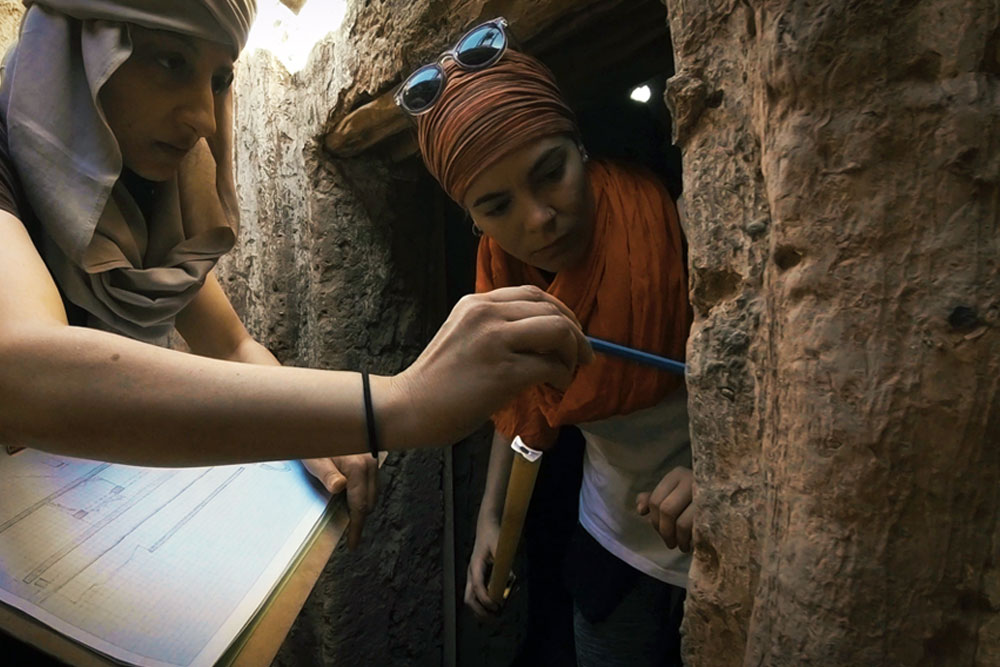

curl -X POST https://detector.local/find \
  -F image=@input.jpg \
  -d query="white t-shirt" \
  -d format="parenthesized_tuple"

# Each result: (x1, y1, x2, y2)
(577, 389, 692, 588)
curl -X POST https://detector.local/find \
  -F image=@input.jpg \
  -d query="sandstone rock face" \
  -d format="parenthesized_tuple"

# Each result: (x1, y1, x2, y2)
(666, 1, 1000, 664)
(0, 0, 22, 52)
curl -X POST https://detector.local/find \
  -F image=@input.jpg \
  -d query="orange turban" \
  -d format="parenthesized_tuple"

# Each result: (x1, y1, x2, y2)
(415, 50, 578, 204)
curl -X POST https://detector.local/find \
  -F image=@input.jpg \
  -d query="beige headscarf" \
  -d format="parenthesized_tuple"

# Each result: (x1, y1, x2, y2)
(0, 0, 256, 341)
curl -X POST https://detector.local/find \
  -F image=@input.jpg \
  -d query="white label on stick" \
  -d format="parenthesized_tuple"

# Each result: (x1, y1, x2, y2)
(510, 436, 543, 462)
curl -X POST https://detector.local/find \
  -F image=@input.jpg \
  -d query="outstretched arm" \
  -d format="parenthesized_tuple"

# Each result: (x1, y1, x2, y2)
(0, 210, 592, 467)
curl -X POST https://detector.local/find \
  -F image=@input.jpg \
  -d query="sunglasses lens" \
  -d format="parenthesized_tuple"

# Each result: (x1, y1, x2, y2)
(455, 23, 506, 68)
(400, 65, 445, 113)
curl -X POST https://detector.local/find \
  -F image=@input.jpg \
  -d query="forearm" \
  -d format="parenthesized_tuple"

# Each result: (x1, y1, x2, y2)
(0, 324, 412, 466)
(478, 430, 515, 523)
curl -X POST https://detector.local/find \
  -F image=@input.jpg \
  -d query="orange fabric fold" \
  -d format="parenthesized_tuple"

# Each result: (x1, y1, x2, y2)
(477, 160, 691, 449)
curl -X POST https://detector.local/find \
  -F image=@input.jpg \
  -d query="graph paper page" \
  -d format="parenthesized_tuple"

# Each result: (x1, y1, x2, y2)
(0, 449, 330, 667)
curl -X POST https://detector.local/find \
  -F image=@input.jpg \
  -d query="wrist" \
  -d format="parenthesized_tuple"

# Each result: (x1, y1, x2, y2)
(368, 372, 418, 451)
(477, 502, 502, 527)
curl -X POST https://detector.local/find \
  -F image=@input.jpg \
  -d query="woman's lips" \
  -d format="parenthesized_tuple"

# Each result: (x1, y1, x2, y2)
(156, 141, 191, 159)
(533, 233, 572, 261)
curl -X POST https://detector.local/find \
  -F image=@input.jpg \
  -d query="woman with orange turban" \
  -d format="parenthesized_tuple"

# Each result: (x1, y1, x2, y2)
(0, 1, 590, 545)
(407, 19, 693, 666)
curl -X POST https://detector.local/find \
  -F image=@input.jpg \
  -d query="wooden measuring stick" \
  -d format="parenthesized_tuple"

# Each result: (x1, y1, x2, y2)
(487, 436, 543, 604)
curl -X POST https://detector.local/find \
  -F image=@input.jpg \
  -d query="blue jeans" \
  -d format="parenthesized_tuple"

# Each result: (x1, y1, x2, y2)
(573, 571, 686, 667)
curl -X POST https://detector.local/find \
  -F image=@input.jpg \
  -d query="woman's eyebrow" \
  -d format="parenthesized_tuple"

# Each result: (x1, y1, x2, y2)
(147, 30, 200, 55)
(472, 190, 507, 208)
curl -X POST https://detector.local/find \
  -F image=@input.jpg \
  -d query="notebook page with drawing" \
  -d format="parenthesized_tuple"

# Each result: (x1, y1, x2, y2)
(0, 449, 331, 667)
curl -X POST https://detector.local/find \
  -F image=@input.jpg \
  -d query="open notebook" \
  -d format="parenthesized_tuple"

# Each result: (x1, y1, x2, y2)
(0, 448, 333, 667)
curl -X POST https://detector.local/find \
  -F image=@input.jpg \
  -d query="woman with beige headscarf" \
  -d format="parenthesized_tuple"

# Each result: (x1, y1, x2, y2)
(0, 0, 591, 546)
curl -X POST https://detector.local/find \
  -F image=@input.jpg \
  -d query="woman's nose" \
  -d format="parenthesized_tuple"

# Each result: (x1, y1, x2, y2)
(525, 198, 557, 232)
(176, 83, 217, 139)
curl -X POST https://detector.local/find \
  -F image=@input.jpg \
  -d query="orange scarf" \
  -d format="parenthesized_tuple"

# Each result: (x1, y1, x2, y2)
(477, 160, 690, 449)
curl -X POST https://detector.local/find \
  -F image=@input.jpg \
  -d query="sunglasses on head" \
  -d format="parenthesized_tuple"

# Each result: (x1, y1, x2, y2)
(394, 17, 510, 116)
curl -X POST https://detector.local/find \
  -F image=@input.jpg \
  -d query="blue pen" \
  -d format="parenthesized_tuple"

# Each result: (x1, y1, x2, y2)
(586, 336, 687, 375)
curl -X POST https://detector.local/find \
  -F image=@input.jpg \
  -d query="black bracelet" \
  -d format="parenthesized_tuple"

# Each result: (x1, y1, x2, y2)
(361, 370, 379, 459)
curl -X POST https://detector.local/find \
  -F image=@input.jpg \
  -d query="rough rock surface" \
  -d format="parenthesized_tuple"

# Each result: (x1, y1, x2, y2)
(665, 1, 1000, 664)
(0, 1, 21, 53)
(326, 0, 617, 121)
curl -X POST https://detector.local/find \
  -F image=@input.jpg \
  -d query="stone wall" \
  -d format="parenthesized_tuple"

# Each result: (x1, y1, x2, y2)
(666, 0, 1000, 664)
(0, 0, 19, 50)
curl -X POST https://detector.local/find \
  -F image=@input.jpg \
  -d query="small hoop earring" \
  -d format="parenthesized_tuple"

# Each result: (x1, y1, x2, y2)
(579, 144, 590, 163)
(471, 222, 483, 237)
